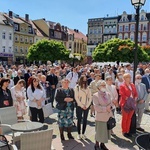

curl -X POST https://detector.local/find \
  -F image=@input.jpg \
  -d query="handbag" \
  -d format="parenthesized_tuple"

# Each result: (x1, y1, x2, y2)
(56, 102, 67, 110)
(123, 97, 136, 112)
(42, 99, 53, 118)
(107, 117, 116, 130)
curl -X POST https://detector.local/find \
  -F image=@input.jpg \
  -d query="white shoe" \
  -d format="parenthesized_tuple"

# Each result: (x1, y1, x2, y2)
(77, 134, 82, 140)
(82, 134, 87, 140)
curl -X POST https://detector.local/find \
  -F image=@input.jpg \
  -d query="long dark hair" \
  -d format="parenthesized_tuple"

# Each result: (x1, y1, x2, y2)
(78, 75, 87, 89)
(0, 78, 10, 87)
(30, 77, 42, 92)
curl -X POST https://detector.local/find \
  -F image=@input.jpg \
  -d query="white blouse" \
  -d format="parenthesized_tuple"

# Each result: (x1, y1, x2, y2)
(27, 86, 46, 109)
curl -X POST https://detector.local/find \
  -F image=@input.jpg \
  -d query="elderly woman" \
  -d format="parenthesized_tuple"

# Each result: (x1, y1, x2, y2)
(93, 80, 113, 150)
(55, 78, 75, 140)
(119, 73, 138, 137)
(0, 78, 13, 108)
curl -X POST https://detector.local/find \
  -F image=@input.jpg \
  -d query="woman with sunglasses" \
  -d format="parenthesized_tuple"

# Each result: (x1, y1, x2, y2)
(27, 77, 46, 123)
(74, 75, 92, 140)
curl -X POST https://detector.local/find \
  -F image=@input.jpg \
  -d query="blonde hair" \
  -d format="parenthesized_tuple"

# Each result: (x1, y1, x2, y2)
(123, 73, 131, 80)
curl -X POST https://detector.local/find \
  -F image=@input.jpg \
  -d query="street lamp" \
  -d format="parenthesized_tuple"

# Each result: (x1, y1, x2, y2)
(131, 0, 146, 83)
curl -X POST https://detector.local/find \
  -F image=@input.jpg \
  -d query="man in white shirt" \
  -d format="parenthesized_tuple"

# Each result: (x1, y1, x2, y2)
(66, 67, 78, 89)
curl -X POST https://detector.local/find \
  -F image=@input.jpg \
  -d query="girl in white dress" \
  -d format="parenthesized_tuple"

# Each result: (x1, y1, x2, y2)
(11, 79, 26, 119)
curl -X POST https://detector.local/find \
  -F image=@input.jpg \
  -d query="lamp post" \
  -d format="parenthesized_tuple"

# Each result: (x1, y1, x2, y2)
(131, 0, 146, 83)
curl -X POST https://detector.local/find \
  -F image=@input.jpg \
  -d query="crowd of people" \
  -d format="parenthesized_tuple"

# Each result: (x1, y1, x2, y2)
(0, 62, 149, 150)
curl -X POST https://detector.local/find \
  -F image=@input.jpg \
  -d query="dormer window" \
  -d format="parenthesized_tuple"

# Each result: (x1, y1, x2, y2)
(28, 26, 32, 33)
(123, 17, 126, 22)
(141, 15, 145, 21)
(14, 24, 19, 31)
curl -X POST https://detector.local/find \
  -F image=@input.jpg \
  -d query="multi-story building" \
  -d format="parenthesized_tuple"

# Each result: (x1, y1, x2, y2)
(87, 18, 103, 56)
(118, 10, 150, 46)
(4, 11, 35, 64)
(33, 19, 68, 46)
(67, 29, 87, 56)
(0, 13, 14, 65)
(87, 10, 150, 57)
(103, 16, 118, 42)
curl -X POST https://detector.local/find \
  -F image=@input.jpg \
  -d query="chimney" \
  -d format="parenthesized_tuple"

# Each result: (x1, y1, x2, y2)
(9, 11, 13, 18)
(25, 14, 29, 21)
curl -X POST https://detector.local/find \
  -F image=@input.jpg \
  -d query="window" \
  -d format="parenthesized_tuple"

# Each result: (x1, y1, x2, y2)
(2, 32, 5, 39)
(104, 26, 108, 33)
(125, 25, 129, 32)
(118, 34, 122, 39)
(15, 35, 18, 41)
(25, 47, 28, 53)
(30, 37, 33, 43)
(25, 37, 28, 43)
(28, 27, 32, 33)
(14, 24, 19, 31)
(130, 24, 135, 31)
(9, 47, 11, 52)
(98, 28, 101, 34)
(113, 26, 116, 33)
(94, 29, 97, 34)
(15, 46, 18, 52)
(21, 27, 24, 31)
(20, 36, 24, 42)
(143, 24, 147, 31)
(2, 46, 5, 52)
(123, 17, 126, 22)
(124, 34, 128, 39)
(141, 15, 145, 21)
(139, 24, 141, 31)
(142, 34, 147, 42)
(20, 47, 23, 52)
(69, 43, 72, 49)
(130, 34, 134, 41)
(119, 26, 123, 32)
(9, 33, 12, 40)
(89, 29, 93, 34)
(69, 35, 72, 40)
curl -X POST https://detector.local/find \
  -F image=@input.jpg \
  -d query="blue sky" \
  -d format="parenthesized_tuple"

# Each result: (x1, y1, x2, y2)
(0, 0, 150, 34)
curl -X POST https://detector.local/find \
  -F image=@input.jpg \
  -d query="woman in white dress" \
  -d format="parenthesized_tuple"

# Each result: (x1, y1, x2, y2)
(10, 79, 26, 119)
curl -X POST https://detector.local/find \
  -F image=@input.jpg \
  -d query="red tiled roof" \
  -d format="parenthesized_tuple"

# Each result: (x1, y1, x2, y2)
(68, 28, 87, 42)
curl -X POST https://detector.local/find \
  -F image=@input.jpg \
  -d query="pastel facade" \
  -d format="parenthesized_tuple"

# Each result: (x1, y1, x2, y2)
(0, 13, 13, 65)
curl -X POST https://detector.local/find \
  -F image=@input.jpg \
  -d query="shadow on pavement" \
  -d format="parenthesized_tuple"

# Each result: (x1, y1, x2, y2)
(111, 134, 137, 150)
(44, 117, 57, 124)
(61, 138, 94, 150)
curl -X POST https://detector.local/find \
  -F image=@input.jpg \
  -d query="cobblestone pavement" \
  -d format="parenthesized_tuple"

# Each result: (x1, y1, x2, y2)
(45, 109, 150, 150)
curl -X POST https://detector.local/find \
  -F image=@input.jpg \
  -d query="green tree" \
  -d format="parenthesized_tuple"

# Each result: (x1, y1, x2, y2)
(92, 38, 149, 63)
(27, 39, 70, 63)
(142, 45, 150, 56)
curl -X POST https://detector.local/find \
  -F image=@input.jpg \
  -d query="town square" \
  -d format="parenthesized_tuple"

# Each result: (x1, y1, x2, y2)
(0, 0, 150, 150)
